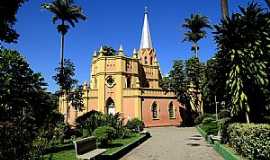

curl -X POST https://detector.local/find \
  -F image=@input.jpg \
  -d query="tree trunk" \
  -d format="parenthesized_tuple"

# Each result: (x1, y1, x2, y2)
(193, 42, 198, 58)
(221, 0, 229, 20)
(245, 111, 250, 123)
(265, 0, 270, 8)
(60, 32, 65, 83)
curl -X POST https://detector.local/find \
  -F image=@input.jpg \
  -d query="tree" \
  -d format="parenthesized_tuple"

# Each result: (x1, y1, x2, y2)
(221, 0, 229, 20)
(53, 59, 78, 124)
(68, 85, 84, 111)
(53, 59, 77, 92)
(186, 57, 206, 114)
(0, 0, 27, 44)
(202, 54, 229, 113)
(214, 3, 270, 123)
(0, 49, 61, 159)
(98, 46, 116, 56)
(42, 0, 86, 89)
(182, 14, 211, 58)
(168, 60, 188, 102)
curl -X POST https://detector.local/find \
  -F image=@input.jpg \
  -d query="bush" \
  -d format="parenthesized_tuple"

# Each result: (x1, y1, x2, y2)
(228, 123, 270, 160)
(93, 126, 116, 147)
(63, 126, 82, 139)
(218, 117, 232, 144)
(218, 109, 230, 119)
(194, 113, 215, 125)
(76, 110, 105, 135)
(126, 118, 144, 132)
(199, 117, 218, 135)
(118, 127, 132, 139)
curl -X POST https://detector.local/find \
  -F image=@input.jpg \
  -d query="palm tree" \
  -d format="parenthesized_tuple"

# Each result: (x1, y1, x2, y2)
(221, 0, 229, 20)
(42, 0, 86, 89)
(183, 14, 211, 58)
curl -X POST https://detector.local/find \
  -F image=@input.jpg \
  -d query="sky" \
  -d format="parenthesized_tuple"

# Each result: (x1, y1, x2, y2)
(3, 0, 269, 92)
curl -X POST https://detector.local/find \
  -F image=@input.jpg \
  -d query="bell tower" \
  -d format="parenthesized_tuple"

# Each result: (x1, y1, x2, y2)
(138, 7, 161, 88)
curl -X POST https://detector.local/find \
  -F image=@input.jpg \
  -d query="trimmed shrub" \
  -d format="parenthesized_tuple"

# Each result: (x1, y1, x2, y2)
(228, 123, 270, 160)
(199, 117, 218, 135)
(218, 109, 230, 119)
(76, 110, 105, 135)
(93, 126, 116, 147)
(118, 127, 132, 139)
(218, 117, 232, 144)
(126, 118, 144, 132)
(194, 113, 215, 125)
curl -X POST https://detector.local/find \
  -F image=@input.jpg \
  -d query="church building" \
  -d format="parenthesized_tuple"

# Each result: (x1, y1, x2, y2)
(59, 9, 184, 127)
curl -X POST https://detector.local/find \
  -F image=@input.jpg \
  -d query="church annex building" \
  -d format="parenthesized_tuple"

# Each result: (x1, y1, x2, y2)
(59, 9, 184, 127)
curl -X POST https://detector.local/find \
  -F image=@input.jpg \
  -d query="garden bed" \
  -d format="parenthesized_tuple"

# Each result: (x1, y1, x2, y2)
(196, 126, 243, 160)
(43, 132, 150, 160)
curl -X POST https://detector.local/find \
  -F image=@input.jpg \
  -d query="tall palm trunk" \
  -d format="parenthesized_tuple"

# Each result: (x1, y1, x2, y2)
(60, 32, 64, 75)
(193, 42, 198, 58)
(221, 0, 229, 20)
(265, 0, 270, 8)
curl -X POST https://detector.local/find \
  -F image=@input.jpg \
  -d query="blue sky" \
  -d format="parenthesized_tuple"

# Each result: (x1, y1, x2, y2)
(3, 0, 269, 92)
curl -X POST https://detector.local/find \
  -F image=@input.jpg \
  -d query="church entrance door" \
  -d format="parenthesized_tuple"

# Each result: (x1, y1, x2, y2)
(106, 98, 115, 115)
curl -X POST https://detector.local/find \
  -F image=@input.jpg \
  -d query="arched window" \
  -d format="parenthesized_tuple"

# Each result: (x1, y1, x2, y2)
(106, 97, 115, 115)
(151, 102, 158, 119)
(144, 56, 148, 64)
(126, 76, 131, 88)
(168, 102, 175, 119)
(150, 56, 153, 65)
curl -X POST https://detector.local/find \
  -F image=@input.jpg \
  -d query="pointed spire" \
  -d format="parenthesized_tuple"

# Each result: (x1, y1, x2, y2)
(132, 48, 138, 58)
(93, 50, 97, 57)
(119, 44, 123, 52)
(98, 46, 104, 57)
(140, 6, 153, 49)
(118, 44, 124, 56)
(99, 46, 103, 52)
(133, 48, 137, 54)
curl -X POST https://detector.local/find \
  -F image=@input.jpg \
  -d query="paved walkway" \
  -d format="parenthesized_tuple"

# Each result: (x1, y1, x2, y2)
(121, 127, 222, 160)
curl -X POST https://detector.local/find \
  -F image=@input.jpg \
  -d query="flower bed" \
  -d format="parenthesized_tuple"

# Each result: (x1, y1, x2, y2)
(43, 132, 149, 160)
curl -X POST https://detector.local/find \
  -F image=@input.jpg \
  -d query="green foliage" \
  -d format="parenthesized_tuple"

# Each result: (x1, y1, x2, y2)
(0, 0, 27, 43)
(199, 117, 218, 135)
(0, 49, 62, 159)
(76, 110, 105, 135)
(42, 0, 86, 35)
(93, 126, 116, 147)
(218, 109, 230, 119)
(218, 117, 232, 144)
(194, 113, 215, 125)
(126, 118, 144, 132)
(53, 59, 77, 92)
(67, 85, 84, 111)
(183, 14, 211, 57)
(228, 123, 270, 159)
(214, 3, 270, 122)
(99, 46, 116, 56)
(105, 113, 125, 138)
(159, 76, 171, 92)
(161, 58, 206, 125)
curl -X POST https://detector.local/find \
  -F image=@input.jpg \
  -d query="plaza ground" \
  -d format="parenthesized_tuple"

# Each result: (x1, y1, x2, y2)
(121, 127, 222, 160)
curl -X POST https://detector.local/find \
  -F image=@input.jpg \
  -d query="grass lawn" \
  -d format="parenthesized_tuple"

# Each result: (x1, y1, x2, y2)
(44, 133, 143, 160)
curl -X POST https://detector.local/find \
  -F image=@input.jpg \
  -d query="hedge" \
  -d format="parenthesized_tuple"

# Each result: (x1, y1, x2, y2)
(228, 123, 270, 160)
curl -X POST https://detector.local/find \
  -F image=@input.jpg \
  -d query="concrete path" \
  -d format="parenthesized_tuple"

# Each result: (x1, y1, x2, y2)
(121, 127, 223, 160)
